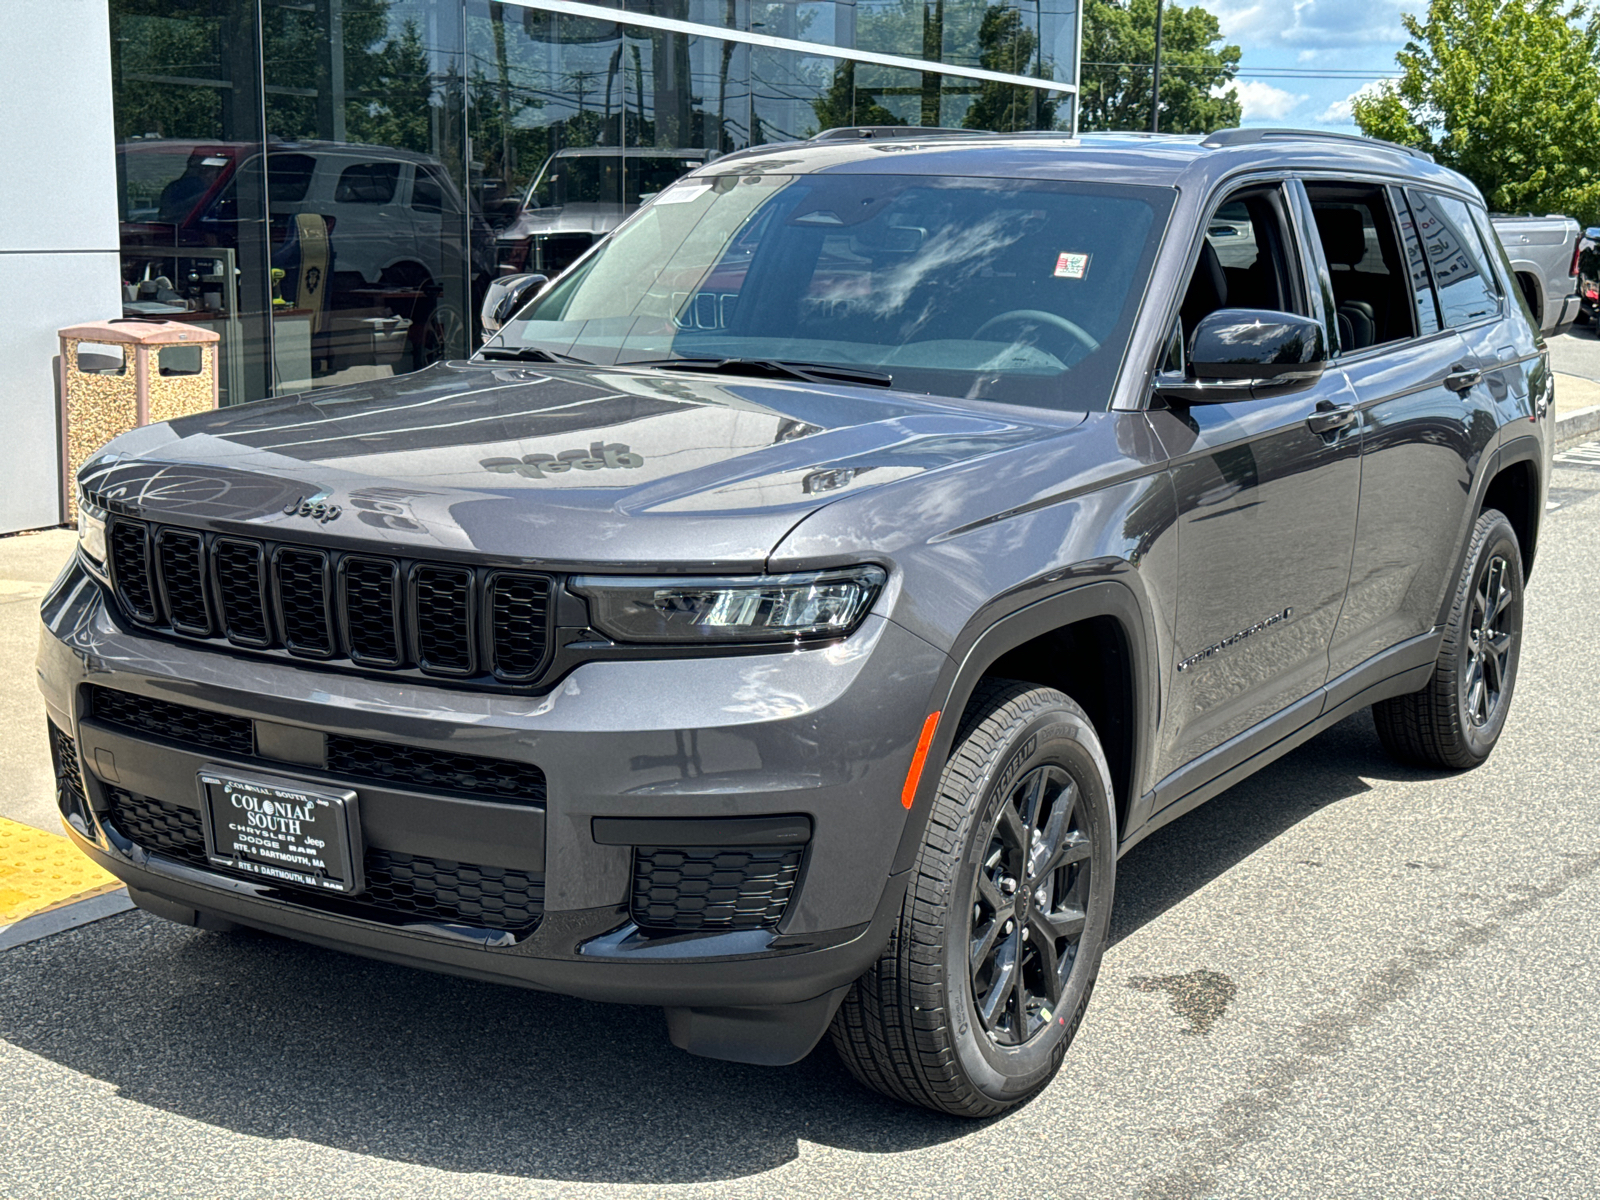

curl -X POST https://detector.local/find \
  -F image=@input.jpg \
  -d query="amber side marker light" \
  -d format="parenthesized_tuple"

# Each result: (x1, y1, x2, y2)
(901, 711, 942, 809)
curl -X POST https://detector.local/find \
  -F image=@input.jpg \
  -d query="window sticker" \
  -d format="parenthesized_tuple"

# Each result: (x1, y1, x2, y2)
(655, 184, 712, 205)
(1054, 252, 1091, 279)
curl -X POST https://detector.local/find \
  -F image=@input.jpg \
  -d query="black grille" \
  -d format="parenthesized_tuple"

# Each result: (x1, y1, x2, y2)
(341, 557, 401, 665)
(155, 529, 211, 635)
(631, 845, 803, 932)
(90, 686, 255, 757)
(100, 789, 541, 933)
(100, 518, 553, 685)
(365, 850, 543, 932)
(49, 724, 89, 815)
(413, 566, 473, 674)
(215, 538, 269, 645)
(276, 547, 334, 656)
(325, 736, 547, 806)
(110, 521, 157, 622)
(105, 788, 209, 866)
(489, 573, 551, 680)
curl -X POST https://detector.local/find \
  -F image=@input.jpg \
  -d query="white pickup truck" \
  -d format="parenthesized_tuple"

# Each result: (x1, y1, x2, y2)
(1492, 212, 1582, 336)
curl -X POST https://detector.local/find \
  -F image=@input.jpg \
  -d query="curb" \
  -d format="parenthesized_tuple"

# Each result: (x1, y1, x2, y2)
(1556, 404, 1600, 450)
(0, 887, 134, 952)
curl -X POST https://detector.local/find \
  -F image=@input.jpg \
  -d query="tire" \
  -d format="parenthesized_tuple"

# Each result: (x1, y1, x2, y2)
(829, 680, 1117, 1117)
(409, 298, 466, 371)
(1373, 508, 1525, 769)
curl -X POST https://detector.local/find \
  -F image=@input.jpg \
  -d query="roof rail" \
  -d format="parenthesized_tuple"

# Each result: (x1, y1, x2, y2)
(1202, 127, 1434, 163)
(810, 126, 995, 141)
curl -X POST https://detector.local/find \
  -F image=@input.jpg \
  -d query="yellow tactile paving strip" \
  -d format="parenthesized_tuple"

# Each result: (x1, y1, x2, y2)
(0, 817, 122, 926)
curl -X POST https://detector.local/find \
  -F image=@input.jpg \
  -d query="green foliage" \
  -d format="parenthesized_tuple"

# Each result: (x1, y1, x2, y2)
(964, 7, 1060, 131)
(1080, 0, 1241, 134)
(1353, 0, 1600, 226)
(811, 61, 908, 131)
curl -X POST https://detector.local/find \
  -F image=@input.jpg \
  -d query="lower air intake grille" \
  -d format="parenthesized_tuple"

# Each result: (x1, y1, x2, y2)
(101, 790, 543, 934)
(631, 845, 803, 932)
(89, 686, 255, 757)
(364, 850, 543, 932)
(49, 724, 89, 816)
(105, 788, 209, 866)
(324, 736, 547, 806)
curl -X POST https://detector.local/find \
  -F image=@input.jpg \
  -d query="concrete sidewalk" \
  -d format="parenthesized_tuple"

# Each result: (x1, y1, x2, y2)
(0, 527, 75, 834)
(1555, 372, 1600, 447)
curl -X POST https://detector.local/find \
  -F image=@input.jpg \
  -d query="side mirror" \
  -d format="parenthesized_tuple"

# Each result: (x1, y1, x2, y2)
(479, 272, 548, 342)
(1156, 308, 1328, 403)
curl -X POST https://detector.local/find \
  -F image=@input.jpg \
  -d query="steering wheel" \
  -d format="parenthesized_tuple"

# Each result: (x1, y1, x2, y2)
(974, 309, 1100, 357)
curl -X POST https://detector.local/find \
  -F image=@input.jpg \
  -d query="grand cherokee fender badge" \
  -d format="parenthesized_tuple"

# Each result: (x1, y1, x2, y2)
(283, 495, 342, 524)
(1177, 608, 1293, 673)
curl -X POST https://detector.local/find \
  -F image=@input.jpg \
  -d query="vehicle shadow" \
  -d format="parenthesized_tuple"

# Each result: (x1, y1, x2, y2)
(0, 712, 1442, 1184)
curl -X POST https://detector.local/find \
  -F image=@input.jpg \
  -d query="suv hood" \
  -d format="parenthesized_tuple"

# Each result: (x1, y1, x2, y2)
(86, 361, 1083, 570)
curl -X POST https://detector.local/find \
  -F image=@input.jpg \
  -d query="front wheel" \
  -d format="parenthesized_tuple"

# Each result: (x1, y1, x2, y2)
(1373, 508, 1525, 769)
(830, 681, 1116, 1117)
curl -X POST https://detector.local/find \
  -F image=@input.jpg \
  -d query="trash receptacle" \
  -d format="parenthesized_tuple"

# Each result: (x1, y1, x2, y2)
(58, 319, 221, 519)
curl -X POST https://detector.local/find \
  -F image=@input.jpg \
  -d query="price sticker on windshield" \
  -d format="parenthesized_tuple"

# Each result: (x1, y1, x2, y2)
(1054, 252, 1091, 280)
(655, 184, 712, 205)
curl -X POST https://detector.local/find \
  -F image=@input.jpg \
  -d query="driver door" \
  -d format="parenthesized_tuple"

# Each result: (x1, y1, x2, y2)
(1146, 181, 1362, 796)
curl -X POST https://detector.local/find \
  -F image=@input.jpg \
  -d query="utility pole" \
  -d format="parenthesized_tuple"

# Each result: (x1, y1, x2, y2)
(1151, 0, 1165, 133)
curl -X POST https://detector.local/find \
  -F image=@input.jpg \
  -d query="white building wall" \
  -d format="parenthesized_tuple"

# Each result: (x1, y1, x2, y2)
(0, 0, 122, 533)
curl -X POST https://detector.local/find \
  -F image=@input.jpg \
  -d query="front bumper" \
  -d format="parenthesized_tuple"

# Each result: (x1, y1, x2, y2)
(38, 558, 944, 1024)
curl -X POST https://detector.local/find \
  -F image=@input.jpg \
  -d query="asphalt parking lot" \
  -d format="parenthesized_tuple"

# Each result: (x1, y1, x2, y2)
(3, 453, 1599, 1199)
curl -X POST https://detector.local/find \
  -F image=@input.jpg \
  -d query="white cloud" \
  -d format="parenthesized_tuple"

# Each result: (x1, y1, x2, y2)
(1315, 80, 1391, 126)
(1218, 79, 1309, 121)
(1210, 0, 1415, 50)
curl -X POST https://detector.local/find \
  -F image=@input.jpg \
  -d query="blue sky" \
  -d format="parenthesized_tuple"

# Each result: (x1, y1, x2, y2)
(1206, 0, 1421, 129)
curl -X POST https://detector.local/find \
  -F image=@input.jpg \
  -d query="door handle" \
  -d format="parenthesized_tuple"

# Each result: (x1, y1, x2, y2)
(1444, 365, 1482, 393)
(1306, 399, 1357, 434)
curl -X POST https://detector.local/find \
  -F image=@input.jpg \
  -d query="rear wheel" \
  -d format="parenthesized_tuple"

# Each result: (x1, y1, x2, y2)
(830, 680, 1116, 1117)
(1373, 508, 1524, 769)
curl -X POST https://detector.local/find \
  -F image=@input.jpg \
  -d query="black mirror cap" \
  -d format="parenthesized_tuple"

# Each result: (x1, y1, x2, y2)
(1158, 308, 1329, 404)
(1190, 308, 1328, 381)
(479, 272, 549, 341)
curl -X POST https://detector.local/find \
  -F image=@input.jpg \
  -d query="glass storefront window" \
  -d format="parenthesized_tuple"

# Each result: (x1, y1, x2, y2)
(109, 0, 1075, 406)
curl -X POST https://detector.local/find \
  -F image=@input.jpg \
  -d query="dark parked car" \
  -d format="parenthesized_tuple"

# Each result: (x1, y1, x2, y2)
(44, 127, 1553, 1117)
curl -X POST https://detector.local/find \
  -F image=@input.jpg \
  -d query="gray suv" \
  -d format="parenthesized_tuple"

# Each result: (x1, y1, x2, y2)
(42, 127, 1553, 1117)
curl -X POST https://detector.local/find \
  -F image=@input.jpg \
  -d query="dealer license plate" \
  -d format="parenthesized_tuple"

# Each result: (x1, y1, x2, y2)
(199, 769, 363, 895)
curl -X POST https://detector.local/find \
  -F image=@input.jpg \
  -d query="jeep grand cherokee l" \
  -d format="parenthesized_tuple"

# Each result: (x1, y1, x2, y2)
(42, 126, 1553, 1117)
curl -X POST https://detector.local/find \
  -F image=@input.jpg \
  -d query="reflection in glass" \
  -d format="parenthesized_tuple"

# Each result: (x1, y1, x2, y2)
(497, 172, 1169, 410)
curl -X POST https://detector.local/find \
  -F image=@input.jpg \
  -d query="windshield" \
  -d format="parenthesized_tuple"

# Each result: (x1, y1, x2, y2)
(494, 172, 1173, 410)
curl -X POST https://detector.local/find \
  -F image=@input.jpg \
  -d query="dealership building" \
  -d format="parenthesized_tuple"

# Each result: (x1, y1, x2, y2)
(1, 0, 1079, 532)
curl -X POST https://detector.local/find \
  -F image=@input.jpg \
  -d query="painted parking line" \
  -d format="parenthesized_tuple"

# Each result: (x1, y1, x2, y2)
(0, 815, 122, 928)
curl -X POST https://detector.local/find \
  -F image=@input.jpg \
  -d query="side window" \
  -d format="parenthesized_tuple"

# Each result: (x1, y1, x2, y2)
(1176, 185, 1303, 353)
(267, 153, 316, 205)
(411, 167, 444, 215)
(335, 161, 400, 204)
(1391, 187, 1442, 336)
(1305, 184, 1417, 352)
(1407, 189, 1501, 327)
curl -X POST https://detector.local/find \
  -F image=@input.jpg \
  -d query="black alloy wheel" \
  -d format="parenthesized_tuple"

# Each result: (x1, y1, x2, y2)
(830, 680, 1116, 1118)
(1463, 552, 1516, 729)
(1374, 507, 1525, 769)
(969, 764, 1093, 1046)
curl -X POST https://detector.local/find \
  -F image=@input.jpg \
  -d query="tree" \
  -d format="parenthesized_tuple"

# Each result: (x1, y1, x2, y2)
(1353, 0, 1600, 225)
(964, 6, 1061, 132)
(1079, 0, 1241, 133)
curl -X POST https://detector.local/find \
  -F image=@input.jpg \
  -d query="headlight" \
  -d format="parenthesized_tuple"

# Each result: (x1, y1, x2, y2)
(571, 566, 886, 644)
(76, 489, 107, 568)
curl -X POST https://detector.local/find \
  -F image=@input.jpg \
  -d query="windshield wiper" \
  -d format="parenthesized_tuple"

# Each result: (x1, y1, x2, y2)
(625, 357, 893, 389)
(477, 346, 592, 365)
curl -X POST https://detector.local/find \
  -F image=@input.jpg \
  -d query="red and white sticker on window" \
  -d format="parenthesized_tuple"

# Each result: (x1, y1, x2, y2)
(1054, 252, 1091, 279)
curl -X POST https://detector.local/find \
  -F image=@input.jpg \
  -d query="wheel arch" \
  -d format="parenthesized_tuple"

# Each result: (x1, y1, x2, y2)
(1511, 267, 1545, 326)
(892, 579, 1159, 873)
(1481, 444, 1542, 580)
